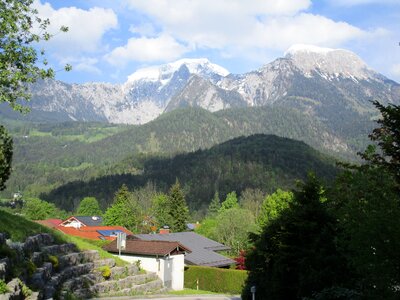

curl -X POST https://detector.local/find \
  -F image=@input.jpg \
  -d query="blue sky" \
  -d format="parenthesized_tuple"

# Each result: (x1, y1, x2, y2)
(35, 0, 400, 84)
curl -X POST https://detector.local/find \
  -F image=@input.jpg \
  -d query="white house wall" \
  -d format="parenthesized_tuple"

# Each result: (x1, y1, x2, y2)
(114, 254, 185, 290)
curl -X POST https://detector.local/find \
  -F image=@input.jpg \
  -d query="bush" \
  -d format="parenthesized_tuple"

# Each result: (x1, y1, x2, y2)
(184, 266, 247, 294)
(48, 255, 59, 269)
(0, 279, 8, 294)
(98, 266, 111, 279)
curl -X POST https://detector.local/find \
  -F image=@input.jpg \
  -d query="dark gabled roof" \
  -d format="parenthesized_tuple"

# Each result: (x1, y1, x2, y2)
(134, 232, 236, 267)
(103, 239, 191, 256)
(73, 216, 103, 226)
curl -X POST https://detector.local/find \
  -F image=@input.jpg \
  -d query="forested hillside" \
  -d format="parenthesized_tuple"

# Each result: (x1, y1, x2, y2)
(42, 134, 338, 213)
(1, 106, 355, 199)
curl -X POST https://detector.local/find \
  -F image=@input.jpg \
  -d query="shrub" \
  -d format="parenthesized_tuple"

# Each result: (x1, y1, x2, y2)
(184, 266, 247, 294)
(0, 280, 8, 294)
(98, 266, 111, 279)
(26, 260, 37, 277)
(48, 255, 59, 269)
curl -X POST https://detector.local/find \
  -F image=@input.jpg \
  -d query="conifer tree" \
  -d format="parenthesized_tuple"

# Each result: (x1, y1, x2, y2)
(243, 174, 347, 300)
(207, 191, 221, 216)
(167, 180, 189, 232)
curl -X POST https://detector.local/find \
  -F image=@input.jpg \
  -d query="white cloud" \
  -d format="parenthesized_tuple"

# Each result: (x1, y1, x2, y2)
(256, 14, 367, 50)
(105, 34, 188, 66)
(123, 0, 378, 56)
(34, 1, 118, 55)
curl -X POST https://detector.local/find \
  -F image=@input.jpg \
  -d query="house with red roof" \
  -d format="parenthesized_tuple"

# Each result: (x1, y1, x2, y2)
(56, 225, 133, 240)
(37, 216, 132, 240)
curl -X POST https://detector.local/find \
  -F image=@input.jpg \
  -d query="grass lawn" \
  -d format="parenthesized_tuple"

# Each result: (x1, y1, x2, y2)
(0, 209, 127, 266)
(168, 289, 220, 295)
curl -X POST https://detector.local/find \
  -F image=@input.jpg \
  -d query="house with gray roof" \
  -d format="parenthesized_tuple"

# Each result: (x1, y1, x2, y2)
(134, 232, 236, 268)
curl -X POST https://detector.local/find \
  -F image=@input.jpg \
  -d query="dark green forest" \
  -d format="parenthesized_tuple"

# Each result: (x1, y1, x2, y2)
(41, 134, 338, 212)
(1, 105, 366, 200)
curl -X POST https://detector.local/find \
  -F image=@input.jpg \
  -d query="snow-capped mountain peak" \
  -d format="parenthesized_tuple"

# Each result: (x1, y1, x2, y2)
(126, 58, 230, 85)
(284, 44, 372, 80)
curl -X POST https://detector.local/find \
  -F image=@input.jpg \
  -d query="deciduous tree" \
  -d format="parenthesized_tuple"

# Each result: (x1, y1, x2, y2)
(103, 185, 141, 232)
(0, 0, 69, 191)
(76, 197, 102, 216)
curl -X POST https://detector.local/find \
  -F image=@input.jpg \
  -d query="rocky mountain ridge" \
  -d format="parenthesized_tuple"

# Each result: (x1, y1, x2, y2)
(5, 45, 398, 126)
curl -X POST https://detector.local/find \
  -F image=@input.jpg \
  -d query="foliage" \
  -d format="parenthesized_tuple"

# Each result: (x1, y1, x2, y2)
(151, 193, 172, 229)
(331, 166, 400, 299)
(360, 101, 400, 187)
(239, 188, 264, 219)
(184, 266, 247, 294)
(304, 287, 361, 300)
(0, 0, 69, 110)
(243, 174, 348, 300)
(98, 265, 111, 279)
(21, 197, 66, 220)
(0, 126, 12, 191)
(234, 250, 246, 270)
(207, 191, 220, 217)
(103, 185, 141, 232)
(257, 189, 293, 228)
(215, 208, 257, 255)
(26, 259, 37, 276)
(48, 255, 59, 269)
(195, 217, 218, 241)
(219, 192, 239, 213)
(34, 134, 336, 213)
(167, 180, 189, 232)
(0, 279, 9, 294)
(76, 197, 102, 216)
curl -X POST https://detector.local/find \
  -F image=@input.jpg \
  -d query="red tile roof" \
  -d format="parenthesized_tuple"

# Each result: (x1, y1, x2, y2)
(56, 226, 133, 240)
(103, 239, 191, 256)
(35, 219, 63, 228)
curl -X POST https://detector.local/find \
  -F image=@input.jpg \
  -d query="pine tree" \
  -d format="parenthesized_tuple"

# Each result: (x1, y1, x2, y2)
(167, 180, 189, 232)
(243, 174, 348, 300)
(207, 191, 221, 216)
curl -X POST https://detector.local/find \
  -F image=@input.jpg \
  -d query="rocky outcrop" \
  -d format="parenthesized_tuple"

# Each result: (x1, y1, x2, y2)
(0, 233, 165, 299)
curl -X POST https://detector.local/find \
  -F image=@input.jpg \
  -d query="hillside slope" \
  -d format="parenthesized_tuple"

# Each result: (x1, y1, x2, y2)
(42, 134, 338, 212)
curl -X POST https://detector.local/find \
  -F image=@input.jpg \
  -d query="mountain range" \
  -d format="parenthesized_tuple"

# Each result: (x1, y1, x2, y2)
(3, 44, 399, 128)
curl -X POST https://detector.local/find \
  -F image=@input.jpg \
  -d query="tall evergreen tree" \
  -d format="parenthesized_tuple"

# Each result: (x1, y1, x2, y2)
(0, 126, 12, 191)
(243, 174, 348, 300)
(167, 180, 189, 232)
(361, 101, 400, 187)
(207, 191, 221, 216)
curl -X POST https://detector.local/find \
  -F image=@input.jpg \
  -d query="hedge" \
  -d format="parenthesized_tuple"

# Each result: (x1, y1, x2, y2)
(184, 266, 248, 294)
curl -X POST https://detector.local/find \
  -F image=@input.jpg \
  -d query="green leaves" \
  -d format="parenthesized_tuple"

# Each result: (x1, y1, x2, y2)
(0, 0, 71, 111)
(76, 197, 102, 216)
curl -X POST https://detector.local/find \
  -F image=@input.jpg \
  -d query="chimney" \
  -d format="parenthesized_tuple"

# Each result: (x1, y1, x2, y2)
(159, 225, 170, 234)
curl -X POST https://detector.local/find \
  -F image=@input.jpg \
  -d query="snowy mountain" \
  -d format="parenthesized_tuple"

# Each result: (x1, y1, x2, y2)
(9, 45, 399, 128)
